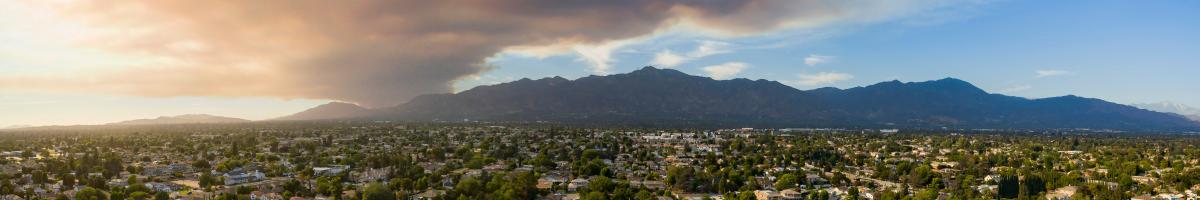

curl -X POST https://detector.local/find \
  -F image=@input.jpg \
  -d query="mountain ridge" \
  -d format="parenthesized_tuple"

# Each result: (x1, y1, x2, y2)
(272, 102, 371, 121)
(286, 67, 1197, 130)
(108, 114, 250, 125)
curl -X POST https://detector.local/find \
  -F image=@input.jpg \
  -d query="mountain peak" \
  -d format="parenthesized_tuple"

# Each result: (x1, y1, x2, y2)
(317, 102, 364, 108)
(922, 77, 971, 86)
(627, 66, 689, 77)
(635, 66, 660, 71)
(870, 80, 904, 87)
(273, 102, 371, 121)
(537, 76, 570, 84)
(933, 77, 968, 84)
(909, 77, 987, 95)
(170, 114, 226, 119)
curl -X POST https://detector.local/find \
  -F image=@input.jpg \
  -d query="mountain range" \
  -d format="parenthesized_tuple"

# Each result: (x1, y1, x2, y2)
(95, 67, 1200, 131)
(283, 66, 1190, 130)
(108, 114, 250, 125)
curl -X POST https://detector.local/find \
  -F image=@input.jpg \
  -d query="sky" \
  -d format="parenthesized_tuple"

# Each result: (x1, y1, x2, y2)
(2, 0, 1199, 127)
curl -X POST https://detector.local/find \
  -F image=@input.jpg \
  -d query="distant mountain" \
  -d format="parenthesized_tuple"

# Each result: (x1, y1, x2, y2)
(2, 125, 33, 129)
(369, 67, 1199, 130)
(1134, 102, 1200, 116)
(1133, 102, 1200, 122)
(109, 114, 250, 125)
(273, 102, 371, 121)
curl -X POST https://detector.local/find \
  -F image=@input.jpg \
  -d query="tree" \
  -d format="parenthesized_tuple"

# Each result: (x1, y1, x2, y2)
(908, 165, 933, 187)
(494, 172, 538, 200)
(774, 174, 798, 190)
(317, 176, 344, 197)
(362, 182, 395, 200)
(666, 166, 695, 190)
(193, 159, 212, 170)
(914, 189, 937, 200)
(103, 157, 123, 179)
(635, 190, 655, 200)
(998, 175, 1019, 199)
(130, 191, 150, 200)
(582, 191, 607, 200)
(450, 176, 482, 198)
(31, 170, 48, 184)
(929, 177, 943, 190)
(813, 190, 830, 200)
(129, 182, 153, 194)
(109, 190, 127, 200)
(199, 172, 217, 190)
(1022, 174, 1046, 197)
(217, 193, 240, 200)
(155, 192, 170, 200)
(75, 187, 107, 200)
(237, 186, 254, 195)
(61, 173, 76, 188)
(587, 176, 614, 193)
(128, 175, 141, 186)
(87, 175, 108, 190)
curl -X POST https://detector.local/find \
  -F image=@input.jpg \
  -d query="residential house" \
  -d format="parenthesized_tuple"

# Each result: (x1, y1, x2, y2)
(754, 190, 781, 200)
(224, 168, 266, 185)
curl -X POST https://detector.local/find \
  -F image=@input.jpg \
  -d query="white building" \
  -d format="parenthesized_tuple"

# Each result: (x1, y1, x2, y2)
(223, 169, 266, 185)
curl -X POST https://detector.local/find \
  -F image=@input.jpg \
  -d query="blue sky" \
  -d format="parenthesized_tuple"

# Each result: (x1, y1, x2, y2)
(462, 0, 1200, 105)
(2, 0, 1198, 126)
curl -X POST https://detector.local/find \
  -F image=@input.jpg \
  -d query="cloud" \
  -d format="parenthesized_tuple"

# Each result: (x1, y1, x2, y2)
(997, 84, 1032, 93)
(804, 54, 835, 66)
(0, 0, 971, 107)
(1035, 70, 1071, 78)
(702, 62, 750, 79)
(573, 40, 635, 75)
(650, 40, 731, 68)
(793, 72, 854, 86)
(688, 41, 733, 57)
(651, 50, 689, 68)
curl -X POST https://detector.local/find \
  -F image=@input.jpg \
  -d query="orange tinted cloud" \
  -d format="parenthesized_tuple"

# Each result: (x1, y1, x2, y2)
(1, 0, 950, 107)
